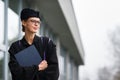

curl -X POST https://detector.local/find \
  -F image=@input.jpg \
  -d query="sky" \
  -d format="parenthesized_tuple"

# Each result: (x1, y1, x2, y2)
(72, 0, 120, 79)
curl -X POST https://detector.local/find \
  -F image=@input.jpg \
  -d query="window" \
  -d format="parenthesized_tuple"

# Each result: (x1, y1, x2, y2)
(0, 1, 19, 80)
(67, 57, 74, 80)
(71, 61, 78, 80)
(59, 47, 67, 80)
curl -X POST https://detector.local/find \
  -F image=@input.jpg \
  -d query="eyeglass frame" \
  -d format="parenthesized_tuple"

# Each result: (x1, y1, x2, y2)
(28, 19, 41, 25)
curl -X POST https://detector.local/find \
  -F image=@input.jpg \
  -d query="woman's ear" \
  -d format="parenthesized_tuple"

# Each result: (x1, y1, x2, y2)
(22, 20, 26, 27)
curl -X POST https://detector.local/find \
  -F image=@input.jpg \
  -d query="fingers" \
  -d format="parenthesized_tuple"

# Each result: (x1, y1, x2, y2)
(38, 60, 48, 71)
(41, 60, 47, 64)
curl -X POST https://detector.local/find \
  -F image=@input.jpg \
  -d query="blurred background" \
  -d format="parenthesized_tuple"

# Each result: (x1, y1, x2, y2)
(1, 0, 120, 80)
(0, 0, 84, 80)
(73, 0, 120, 80)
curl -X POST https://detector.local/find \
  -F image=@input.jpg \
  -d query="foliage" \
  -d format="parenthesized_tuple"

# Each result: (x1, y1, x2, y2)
(108, 26, 120, 80)
(97, 26, 120, 80)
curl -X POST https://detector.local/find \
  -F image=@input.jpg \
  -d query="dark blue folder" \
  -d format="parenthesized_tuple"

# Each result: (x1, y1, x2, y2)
(15, 45, 42, 67)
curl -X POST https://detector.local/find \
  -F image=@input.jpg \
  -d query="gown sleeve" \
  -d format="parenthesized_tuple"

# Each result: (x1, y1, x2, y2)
(8, 43, 41, 80)
(44, 39, 59, 80)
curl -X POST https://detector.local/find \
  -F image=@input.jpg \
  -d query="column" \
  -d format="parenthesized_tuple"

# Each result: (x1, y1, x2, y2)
(3, 0, 9, 80)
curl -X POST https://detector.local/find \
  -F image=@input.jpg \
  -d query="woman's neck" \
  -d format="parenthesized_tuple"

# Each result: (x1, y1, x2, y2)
(24, 33, 35, 45)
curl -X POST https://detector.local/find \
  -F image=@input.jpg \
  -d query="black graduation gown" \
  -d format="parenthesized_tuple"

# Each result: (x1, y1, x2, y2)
(8, 35, 59, 80)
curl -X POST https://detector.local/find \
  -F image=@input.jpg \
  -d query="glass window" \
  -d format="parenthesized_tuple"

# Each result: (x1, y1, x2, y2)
(0, 1, 4, 44)
(39, 22, 45, 36)
(0, 1, 19, 79)
(0, 1, 19, 80)
(8, 8, 19, 41)
(59, 47, 66, 80)
(39, 22, 56, 44)
(68, 57, 73, 80)
(71, 61, 78, 80)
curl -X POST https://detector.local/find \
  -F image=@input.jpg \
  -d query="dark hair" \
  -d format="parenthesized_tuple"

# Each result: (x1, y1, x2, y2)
(20, 8, 41, 32)
(20, 8, 41, 20)
(22, 25, 25, 32)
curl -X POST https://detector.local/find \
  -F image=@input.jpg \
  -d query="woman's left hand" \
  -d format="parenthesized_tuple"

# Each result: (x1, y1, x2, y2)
(38, 60, 48, 71)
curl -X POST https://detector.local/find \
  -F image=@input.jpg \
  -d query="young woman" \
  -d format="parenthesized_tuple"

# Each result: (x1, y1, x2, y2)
(8, 8, 59, 80)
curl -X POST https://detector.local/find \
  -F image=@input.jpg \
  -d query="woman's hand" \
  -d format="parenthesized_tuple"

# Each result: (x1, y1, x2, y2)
(38, 60, 48, 71)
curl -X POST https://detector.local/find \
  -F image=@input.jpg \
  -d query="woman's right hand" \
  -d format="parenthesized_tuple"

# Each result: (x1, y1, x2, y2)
(38, 60, 48, 71)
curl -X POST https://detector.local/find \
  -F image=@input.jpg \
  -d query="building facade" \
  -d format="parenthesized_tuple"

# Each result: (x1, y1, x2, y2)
(0, 0, 84, 80)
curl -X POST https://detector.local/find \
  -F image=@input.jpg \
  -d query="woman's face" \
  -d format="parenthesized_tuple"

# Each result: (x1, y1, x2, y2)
(22, 17, 41, 33)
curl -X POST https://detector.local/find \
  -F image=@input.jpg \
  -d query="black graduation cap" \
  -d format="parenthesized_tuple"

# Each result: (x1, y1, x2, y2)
(20, 8, 41, 20)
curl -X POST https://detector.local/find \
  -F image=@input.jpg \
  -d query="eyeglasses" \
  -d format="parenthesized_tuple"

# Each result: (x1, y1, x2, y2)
(29, 19, 41, 24)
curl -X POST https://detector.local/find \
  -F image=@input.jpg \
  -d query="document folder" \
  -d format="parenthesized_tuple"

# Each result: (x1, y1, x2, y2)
(15, 45, 42, 67)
